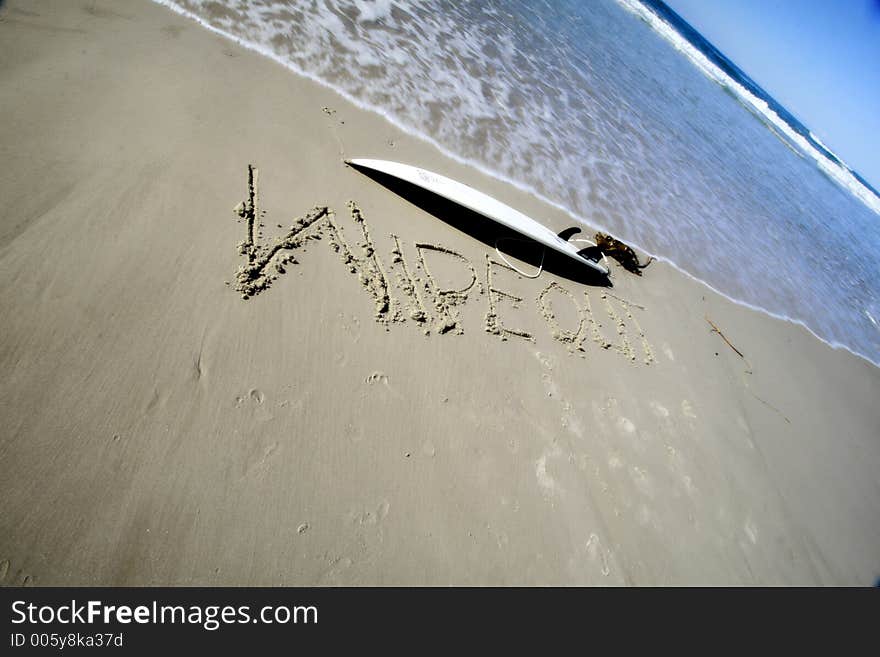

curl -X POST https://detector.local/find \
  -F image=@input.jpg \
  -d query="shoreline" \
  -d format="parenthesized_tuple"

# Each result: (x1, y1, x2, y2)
(150, 0, 880, 371)
(1, 0, 878, 586)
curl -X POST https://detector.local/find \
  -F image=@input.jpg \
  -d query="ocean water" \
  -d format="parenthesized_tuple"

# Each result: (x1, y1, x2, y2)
(155, 0, 880, 365)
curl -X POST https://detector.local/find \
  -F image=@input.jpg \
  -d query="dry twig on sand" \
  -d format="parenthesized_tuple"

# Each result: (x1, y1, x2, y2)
(706, 317, 745, 359)
(706, 317, 789, 421)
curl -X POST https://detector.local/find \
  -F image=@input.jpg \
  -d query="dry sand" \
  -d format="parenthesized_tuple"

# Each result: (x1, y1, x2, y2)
(1, 0, 878, 586)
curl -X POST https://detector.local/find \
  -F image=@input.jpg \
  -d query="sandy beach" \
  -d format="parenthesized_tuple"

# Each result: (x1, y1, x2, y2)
(1, 0, 878, 586)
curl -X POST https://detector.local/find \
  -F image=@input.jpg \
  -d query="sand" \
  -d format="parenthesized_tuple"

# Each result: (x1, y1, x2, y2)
(1, 0, 878, 586)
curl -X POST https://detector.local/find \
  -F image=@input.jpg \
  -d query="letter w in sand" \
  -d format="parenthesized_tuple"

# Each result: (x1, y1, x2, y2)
(232, 164, 330, 299)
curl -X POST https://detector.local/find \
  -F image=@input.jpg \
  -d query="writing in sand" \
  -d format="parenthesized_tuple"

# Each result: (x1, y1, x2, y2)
(231, 165, 654, 366)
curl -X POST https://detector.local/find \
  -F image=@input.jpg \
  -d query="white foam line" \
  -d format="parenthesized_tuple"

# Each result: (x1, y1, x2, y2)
(150, 0, 880, 369)
(615, 0, 880, 216)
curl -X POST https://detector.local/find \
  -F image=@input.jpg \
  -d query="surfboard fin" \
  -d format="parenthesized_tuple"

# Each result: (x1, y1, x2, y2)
(557, 227, 582, 242)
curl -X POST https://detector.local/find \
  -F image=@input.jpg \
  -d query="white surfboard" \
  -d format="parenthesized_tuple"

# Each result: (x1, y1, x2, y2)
(346, 158, 609, 276)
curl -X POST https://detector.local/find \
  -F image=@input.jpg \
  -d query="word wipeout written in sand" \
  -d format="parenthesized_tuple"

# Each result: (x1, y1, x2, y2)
(231, 165, 654, 365)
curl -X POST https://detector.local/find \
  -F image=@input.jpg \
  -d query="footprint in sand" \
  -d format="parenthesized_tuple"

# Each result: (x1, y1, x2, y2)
(541, 373, 559, 399)
(616, 416, 636, 434)
(535, 352, 585, 436)
(491, 526, 510, 550)
(662, 443, 696, 496)
(339, 312, 361, 343)
(364, 371, 388, 386)
(318, 502, 391, 584)
(681, 399, 697, 419)
(649, 400, 670, 419)
(536, 445, 563, 499)
(0, 558, 33, 587)
(235, 388, 273, 422)
(630, 465, 654, 497)
(590, 402, 607, 432)
(349, 501, 390, 527)
(681, 474, 696, 495)
(562, 411, 584, 438)
(363, 371, 402, 399)
(534, 352, 560, 398)
(534, 351, 554, 371)
(235, 388, 265, 405)
(346, 423, 366, 443)
(319, 555, 353, 584)
(585, 533, 612, 577)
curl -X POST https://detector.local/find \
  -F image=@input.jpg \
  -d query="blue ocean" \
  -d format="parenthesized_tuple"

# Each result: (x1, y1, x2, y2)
(156, 0, 880, 365)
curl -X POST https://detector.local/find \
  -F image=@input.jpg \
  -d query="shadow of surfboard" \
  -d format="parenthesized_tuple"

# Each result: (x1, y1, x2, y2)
(347, 162, 611, 288)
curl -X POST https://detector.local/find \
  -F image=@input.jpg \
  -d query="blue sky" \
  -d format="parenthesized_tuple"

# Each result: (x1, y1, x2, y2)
(664, 0, 880, 189)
